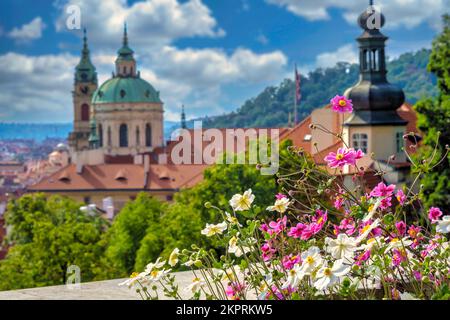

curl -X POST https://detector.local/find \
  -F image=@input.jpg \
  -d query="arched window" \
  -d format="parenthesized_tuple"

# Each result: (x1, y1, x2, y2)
(81, 104, 90, 121)
(119, 124, 128, 147)
(363, 50, 369, 71)
(352, 133, 368, 153)
(107, 126, 112, 147)
(371, 49, 378, 71)
(98, 124, 103, 147)
(136, 126, 140, 146)
(145, 123, 152, 147)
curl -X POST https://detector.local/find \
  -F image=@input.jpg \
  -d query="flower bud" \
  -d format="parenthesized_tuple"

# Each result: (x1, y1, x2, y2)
(194, 260, 203, 268)
(204, 202, 212, 209)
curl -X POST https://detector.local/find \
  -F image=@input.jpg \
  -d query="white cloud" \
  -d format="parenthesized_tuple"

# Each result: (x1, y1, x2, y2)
(55, 0, 225, 50)
(0, 0, 289, 122)
(266, 0, 449, 30)
(0, 52, 76, 121)
(315, 44, 358, 69)
(8, 17, 46, 42)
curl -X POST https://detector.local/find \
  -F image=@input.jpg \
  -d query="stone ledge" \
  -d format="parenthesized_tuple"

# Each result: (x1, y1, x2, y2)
(0, 271, 197, 300)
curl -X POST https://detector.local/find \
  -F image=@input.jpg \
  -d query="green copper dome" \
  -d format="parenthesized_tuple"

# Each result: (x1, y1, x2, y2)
(92, 77, 162, 104)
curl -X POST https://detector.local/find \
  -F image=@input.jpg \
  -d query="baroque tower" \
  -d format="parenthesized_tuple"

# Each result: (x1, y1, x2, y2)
(343, 2, 407, 165)
(68, 28, 98, 152)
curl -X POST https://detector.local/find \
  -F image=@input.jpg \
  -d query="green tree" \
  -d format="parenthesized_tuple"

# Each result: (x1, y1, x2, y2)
(102, 193, 165, 276)
(414, 15, 450, 210)
(133, 155, 278, 271)
(0, 194, 108, 291)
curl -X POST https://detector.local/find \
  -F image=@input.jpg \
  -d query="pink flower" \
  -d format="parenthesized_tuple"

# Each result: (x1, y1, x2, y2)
(379, 197, 393, 210)
(395, 189, 406, 205)
(282, 254, 301, 270)
(408, 225, 421, 239)
(334, 197, 344, 210)
(275, 193, 287, 200)
(370, 182, 396, 198)
(392, 249, 407, 267)
(268, 216, 287, 234)
(428, 207, 443, 222)
(261, 243, 276, 261)
(395, 221, 407, 236)
(310, 209, 327, 234)
(335, 218, 356, 236)
(355, 250, 371, 266)
(226, 282, 246, 300)
(354, 149, 365, 160)
(324, 147, 358, 168)
(287, 223, 306, 238)
(330, 95, 353, 113)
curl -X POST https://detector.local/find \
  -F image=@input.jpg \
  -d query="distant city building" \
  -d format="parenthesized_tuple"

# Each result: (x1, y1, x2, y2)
(29, 4, 421, 212)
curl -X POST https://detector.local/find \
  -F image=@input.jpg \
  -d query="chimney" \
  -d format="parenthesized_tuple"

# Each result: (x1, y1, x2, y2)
(143, 154, 150, 188)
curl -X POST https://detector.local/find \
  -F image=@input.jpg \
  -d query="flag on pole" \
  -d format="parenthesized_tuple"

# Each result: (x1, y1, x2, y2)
(294, 64, 301, 125)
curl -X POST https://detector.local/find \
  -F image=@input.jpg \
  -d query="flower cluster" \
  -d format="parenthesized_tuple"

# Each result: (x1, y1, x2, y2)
(123, 94, 449, 300)
(127, 186, 449, 300)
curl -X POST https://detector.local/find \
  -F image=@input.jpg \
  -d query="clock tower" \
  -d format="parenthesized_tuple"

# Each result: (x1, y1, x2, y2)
(68, 28, 98, 152)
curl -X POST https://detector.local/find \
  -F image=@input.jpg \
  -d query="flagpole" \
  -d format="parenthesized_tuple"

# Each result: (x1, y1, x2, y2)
(294, 64, 298, 126)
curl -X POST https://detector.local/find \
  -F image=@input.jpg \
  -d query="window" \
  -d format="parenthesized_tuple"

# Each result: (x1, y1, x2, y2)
(145, 123, 152, 147)
(98, 124, 103, 147)
(371, 49, 378, 70)
(81, 104, 90, 121)
(83, 196, 91, 204)
(396, 132, 404, 153)
(107, 126, 112, 147)
(363, 50, 369, 71)
(136, 126, 140, 146)
(123, 66, 127, 74)
(352, 133, 368, 153)
(119, 124, 128, 147)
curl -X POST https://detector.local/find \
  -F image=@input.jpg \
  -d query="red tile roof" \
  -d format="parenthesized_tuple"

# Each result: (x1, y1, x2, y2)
(28, 163, 209, 192)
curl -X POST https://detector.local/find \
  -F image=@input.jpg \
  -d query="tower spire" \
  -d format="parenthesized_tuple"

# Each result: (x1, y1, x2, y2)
(123, 22, 128, 47)
(181, 105, 187, 129)
(75, 27, 97, 84)
(343, 3, 405, 126)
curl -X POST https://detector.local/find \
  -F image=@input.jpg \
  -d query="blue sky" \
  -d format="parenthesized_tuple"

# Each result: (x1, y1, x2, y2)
(0, 0, 447, 123)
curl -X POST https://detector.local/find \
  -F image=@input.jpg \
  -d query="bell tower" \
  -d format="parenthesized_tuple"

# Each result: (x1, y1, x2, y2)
(68, 28, 98, 152)
(343, 1, 407, 164)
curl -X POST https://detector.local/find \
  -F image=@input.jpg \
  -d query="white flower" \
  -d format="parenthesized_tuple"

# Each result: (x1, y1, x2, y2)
(359, 237, 383, 251)
(313, 260, 350, 291)
(184, 259, 199, 267)
(386, 237, 413, 251)
(168, 248, 180, 267)
(363, 199, 382, 222)
(266, 197, 290, 213)
(147, 268, 170, 282)
(217, 269, 236, 282)
(325, 234, 359, 260)
(144, 257, 166, 274)
(229, 189, 255, 211)
(201, 222, 227, 237)
(225, 211, 242, 226)
(282, 263, 303, 289)
(400, 292, 419, 300)
(228, 235, 254, 257)
(436, 216, 450, 234)
(185, 277, 205, 294)
(300, 246, 323, 275)
(118, 272, 146, 287)
(356, 218, 380, 243)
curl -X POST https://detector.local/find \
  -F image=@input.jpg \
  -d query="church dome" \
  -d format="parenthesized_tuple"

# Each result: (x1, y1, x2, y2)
(92, 77, 162, 104)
